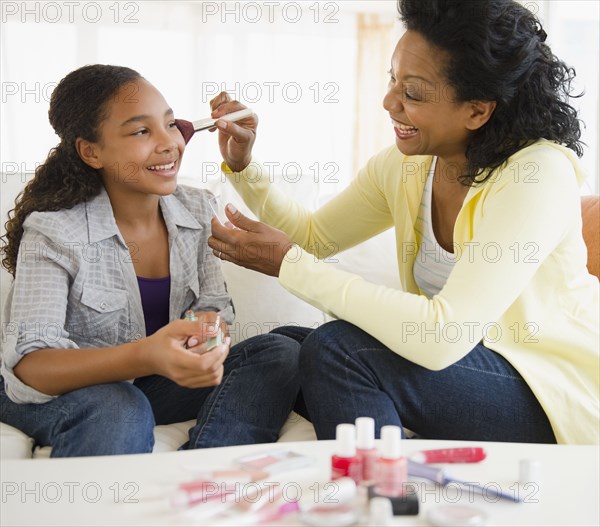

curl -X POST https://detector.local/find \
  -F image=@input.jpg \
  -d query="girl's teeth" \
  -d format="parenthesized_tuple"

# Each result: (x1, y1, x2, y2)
(148, 162, 175, 171)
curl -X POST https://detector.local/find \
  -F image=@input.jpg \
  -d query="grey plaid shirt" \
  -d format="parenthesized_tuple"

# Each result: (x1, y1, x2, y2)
(1, 185, 234, 404)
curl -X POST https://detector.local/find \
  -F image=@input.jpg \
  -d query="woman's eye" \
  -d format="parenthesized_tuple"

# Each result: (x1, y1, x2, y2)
(403, 87, 421, 101)
(387, 69, 396, 83)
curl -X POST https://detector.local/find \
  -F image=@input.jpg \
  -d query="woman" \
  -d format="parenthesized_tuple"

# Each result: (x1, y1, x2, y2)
(208, 0, 599, 444)
(0, 64, 300, 457)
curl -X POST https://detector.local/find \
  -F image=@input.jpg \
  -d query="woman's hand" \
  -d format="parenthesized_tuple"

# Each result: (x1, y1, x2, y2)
(209, 91, 258, 173)
(143, 314, 231, 388)
(208, 204, 295, 277)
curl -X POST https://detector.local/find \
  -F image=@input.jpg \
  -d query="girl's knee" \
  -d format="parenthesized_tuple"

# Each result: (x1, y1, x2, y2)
(49, 383, 154, 456)
(237, 332, 301, 363)
(69, 383, 154, 435)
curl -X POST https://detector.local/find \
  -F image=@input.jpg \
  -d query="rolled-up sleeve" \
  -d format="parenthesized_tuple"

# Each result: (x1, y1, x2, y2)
(1, 227, 79, 404)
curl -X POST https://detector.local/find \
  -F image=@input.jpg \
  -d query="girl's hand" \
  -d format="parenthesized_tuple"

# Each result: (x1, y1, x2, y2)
(143, 316, 231, 388)
(209, 91, 257, 172)
(184, 310, 230, 348)
(208, 204, 295, 277)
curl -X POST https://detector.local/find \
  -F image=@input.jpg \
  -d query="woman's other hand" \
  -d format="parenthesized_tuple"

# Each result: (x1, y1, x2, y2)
(208, 204, 295, 277)
(209, 91, 257, 172)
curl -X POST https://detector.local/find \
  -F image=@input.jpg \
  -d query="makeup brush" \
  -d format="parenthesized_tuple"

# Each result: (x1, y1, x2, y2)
(175, 108, 254, 144)
(408, 460, 522, 502)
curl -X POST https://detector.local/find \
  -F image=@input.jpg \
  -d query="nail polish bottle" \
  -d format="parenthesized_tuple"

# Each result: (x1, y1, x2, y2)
(331, 423, 363, 484)
(184, 309, 198, 321)
(355, 417, 377, 485)
(374, 426, 406, 497)
(369, 425, 419, 515)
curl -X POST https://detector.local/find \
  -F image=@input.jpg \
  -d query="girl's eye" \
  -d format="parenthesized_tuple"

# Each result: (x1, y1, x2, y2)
(168, 121, 177, 128)
(132, 129, 148, 136)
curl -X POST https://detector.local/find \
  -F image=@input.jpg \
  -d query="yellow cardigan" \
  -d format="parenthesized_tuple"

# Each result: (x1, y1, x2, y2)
(223, 140, 599, 444)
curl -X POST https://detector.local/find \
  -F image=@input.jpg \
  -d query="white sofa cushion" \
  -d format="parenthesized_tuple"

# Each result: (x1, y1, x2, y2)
(0, 422, 35, 460)
(29, 412, 315, 459)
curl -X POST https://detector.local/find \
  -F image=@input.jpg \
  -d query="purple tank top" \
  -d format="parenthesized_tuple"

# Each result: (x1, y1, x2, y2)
(136, 276, 171, 336)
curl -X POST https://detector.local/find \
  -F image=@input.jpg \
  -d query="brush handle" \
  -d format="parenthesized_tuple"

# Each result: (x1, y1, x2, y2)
(192, 108, 254, 131)
(408, 460, 446, 483)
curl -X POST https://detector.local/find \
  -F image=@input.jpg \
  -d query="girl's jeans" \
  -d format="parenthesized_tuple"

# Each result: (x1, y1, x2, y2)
(0, 332, 301, 457)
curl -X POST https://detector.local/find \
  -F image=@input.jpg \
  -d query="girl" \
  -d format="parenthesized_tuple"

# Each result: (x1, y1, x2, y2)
(0, 64, 301, 457)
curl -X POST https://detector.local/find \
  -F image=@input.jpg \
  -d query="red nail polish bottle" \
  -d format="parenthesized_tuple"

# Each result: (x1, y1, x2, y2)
(355, 417, 377, 485)
(331, 424, 363, 484)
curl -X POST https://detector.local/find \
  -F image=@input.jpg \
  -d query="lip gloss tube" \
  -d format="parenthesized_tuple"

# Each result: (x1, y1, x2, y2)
(355, 417, 377, 485)
(170, 470, 268, 508)
(410, 447, 487, 464)
(331, 423, 363, 484)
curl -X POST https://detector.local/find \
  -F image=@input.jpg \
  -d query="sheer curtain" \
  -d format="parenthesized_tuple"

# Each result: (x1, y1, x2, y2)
(352, 13, 398, 174)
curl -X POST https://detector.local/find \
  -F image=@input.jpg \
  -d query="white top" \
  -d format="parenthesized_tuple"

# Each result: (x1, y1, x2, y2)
(413, 157, 456, 298)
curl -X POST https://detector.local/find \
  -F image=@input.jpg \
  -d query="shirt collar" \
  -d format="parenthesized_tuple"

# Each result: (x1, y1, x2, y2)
(86, 187, 202, 245)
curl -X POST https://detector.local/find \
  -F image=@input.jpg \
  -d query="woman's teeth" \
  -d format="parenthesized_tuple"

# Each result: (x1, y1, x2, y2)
(394, 123, 418, 136)
(147, 162, 175, 171)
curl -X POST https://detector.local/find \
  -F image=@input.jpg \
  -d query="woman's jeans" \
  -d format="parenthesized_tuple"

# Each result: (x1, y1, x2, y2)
(274, 321, 556, 443)
(0, 332, 300, 457)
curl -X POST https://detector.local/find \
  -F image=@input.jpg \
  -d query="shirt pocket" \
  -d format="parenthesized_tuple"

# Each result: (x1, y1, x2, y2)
(73, 285, 130, 345)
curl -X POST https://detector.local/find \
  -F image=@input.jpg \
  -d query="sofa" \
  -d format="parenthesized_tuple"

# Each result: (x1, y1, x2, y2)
(0, 169, 402, 459)
(1, 169, 598, 460)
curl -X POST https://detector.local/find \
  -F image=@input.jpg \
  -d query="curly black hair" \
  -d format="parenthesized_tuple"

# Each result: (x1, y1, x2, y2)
(1, 64, 142, 276)
(397, 0, 583, 184)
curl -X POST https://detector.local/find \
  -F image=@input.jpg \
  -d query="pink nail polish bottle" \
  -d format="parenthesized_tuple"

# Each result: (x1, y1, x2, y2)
(355, 417, 377, 485)
(331, 424, 363, 484)
(374, 425, 407, 498)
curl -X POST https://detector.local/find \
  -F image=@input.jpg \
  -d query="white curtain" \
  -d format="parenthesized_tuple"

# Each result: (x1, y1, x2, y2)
(352, 12, 398, 175)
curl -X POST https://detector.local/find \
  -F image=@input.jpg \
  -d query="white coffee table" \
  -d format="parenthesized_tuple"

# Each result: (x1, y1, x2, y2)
(1, 439, 598, 526)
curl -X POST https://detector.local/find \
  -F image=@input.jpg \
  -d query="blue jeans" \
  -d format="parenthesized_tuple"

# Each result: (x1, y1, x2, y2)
(274, 321, 556, 443)
(0, 333, 300, 457)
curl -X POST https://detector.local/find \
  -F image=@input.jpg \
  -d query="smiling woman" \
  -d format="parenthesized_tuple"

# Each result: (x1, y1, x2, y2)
(207, 0, 599, 445)
(0, 64, 303, 458)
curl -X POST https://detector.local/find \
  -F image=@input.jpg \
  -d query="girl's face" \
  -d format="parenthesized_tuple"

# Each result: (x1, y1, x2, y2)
(383, 30, 485, 164)
(89, 79, 185, 197)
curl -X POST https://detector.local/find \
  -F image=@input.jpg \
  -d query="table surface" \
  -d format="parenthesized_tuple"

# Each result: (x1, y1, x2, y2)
(1, 439, 598, 526)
